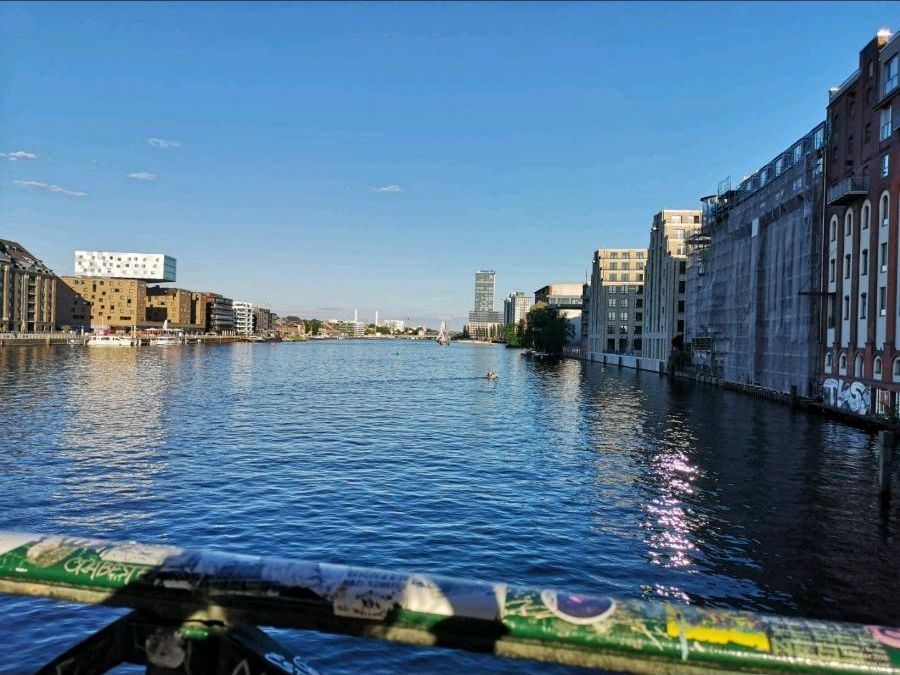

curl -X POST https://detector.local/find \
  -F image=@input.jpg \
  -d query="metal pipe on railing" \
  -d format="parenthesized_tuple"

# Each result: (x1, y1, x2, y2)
(1, 532, 899, 674)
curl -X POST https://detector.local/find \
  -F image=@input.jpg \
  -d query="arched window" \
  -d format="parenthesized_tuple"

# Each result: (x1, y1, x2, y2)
(825, 352, 833, 368)
(845, 208, 854, 237)
(894, 358, 900, 382)
(881, 192, 890, 228)
(854, 353, 864, 377)
(840, 353, 848, 372)
(862, 201, 871, 230)
(830, 215, 838, 241)
(874, 356, 883, 377)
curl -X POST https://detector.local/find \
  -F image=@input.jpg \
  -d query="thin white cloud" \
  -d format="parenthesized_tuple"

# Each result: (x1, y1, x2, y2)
(13, 180, 87, 197)
(147, 138, 180, 149)
(127, 171, 157, 181)
(1, 150, 37, 161)
(373, 184, 402, 193)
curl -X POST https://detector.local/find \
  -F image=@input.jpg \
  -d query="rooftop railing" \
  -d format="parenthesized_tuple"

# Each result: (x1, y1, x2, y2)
(1, 532, 900, 674)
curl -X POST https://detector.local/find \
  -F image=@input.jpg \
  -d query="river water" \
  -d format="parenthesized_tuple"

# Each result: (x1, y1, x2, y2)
(1, 341, 897, 673)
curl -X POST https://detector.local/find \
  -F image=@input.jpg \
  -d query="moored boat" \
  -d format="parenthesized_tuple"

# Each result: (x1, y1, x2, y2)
(87, 334, 135, 347)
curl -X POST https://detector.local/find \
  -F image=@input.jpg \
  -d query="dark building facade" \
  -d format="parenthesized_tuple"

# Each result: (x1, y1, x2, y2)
(685, 122, 825, 395)
(204, 294, 234, 333)
(0, 239, 57, 332)
(820, 30, 900, 416)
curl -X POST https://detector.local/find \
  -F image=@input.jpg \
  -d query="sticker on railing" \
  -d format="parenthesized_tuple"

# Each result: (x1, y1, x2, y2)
(540, 590, 615, 625)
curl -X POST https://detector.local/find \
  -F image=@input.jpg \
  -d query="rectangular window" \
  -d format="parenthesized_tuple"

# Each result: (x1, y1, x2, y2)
(619, 312, 628, 321)
(844, 254, 851, 279)
(881, 107, 892, 141)
(843, 295, 850, 317)
(860, 292, 867, 319)
(861, 250, 868, 275)
(827, 296, 835, 328)
(621, 298, 629, 308)
(670, 215, 682, 223)
(607, 311, 615, 321)
(814, 126, 825, 149)
(830, 220, 836, 241)
(884, 55, 898, 96)
(881, 242, 889, 271)
(608, 298, 616, 307)
(676, 229, 685, 239)
(880, 286, 887, 316)
(829, 258, 836, 282)
(882, 153, 890, 178)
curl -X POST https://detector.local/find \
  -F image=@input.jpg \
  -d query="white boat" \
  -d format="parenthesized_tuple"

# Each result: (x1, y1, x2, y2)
(147, 320, 184, 346)
(437, 321, 450, 346)
(149, 335, 180, 346)
(88, 334, 135, 347)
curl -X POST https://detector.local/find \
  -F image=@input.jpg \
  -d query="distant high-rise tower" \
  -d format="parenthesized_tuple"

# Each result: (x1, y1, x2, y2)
(354, 308, 358, 323)
(468, 269, 502, 339)
(375, 310, 379, 327)
(474, 270, 496, 312)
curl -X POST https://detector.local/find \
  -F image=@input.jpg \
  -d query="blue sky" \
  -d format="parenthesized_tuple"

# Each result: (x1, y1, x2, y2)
(0, 2, 896, 328)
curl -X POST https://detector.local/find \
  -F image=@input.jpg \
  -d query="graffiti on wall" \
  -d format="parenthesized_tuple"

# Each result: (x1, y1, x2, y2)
(822, 378, 871, 415)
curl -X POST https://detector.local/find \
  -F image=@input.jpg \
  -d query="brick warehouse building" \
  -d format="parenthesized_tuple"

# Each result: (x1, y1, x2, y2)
(822, 29, 900, 417)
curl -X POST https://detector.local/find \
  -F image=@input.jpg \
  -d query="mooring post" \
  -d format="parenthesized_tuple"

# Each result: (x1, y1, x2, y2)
(878, 430, 894, 497)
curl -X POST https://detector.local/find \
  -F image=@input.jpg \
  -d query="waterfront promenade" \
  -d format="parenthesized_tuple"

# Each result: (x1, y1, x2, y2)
(1, 340, 895, 673)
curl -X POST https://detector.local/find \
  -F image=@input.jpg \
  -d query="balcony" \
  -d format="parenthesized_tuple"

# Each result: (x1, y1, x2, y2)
(827, 174, 870, 205)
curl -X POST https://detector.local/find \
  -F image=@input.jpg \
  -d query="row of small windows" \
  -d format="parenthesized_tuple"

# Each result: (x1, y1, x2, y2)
(824, 352, 900, 379)
(829, 193, 892, 241)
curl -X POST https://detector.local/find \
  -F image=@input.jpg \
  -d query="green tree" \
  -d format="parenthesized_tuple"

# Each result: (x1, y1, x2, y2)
(523, 302, 572, 353)
(503, 323, 520, 347)
(305, 319, 322, 335)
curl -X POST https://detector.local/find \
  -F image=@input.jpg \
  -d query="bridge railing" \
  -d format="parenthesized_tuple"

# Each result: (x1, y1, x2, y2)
(1, 532, 899, 674)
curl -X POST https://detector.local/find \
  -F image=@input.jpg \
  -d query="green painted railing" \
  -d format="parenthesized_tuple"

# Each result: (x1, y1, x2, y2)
(1, 532, 900, 674)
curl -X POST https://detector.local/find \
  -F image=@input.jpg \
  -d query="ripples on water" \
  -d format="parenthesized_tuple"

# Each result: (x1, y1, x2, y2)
(1, 341, 898, 673)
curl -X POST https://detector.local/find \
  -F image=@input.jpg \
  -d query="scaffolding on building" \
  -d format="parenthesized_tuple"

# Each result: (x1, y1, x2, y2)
(684, 122, 826, 396)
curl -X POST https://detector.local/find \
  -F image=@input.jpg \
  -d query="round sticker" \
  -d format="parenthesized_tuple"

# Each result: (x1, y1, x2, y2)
(540, 590, 615, 625)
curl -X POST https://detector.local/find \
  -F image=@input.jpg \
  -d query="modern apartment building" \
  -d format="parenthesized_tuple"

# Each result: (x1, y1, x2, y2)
(534, 282, 585, 346)
(0, 239, 57, 332)
(587, 248, 647, 356)
(534, 282, 584, 308)
(503, 291, 532, 326)
(74, 251, 176, 282)
(685, 122, 824, 395)
(146, 287, 197, 328)
(642, 210, 701, 363)
(205, 294, 234, 333)
(233, 301, 255, 335)
(57, 276, 148, 331)
(468, 269, 502, 339)
(820, 29, 900, 416)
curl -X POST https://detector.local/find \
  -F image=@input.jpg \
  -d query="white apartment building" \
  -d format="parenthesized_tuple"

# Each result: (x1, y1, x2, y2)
(233, 301, 255, 335)
(587, 248, 647, 357)
(503, 291, 532, 325)
(642, 209, 701, 363)
(74, 251, 176, 282)
(382, 319, 405, 332)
